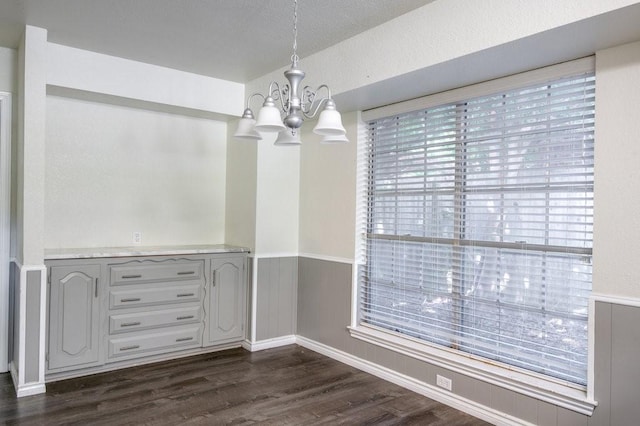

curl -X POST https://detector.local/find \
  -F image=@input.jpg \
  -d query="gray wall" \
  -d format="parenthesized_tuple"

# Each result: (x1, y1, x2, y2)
(591, 302, 640, 426)
(255, 257, 297, 341)
(9, 261, 17, 368)
(297, 256, 640, 426)
(24, 269, 41, 382)
(8, 265, 43, 385)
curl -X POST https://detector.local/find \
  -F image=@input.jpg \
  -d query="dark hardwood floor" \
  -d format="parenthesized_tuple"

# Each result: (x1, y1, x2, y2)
(0, 345, 490, 425)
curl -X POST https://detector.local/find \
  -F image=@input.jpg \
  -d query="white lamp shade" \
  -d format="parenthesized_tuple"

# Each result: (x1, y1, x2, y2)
(234, 117, 262, 141)
(313, 108, 346, 136)
(274, 129, 302, 146)
(320, 133, 349, 144)
(254, 104, 286, 133)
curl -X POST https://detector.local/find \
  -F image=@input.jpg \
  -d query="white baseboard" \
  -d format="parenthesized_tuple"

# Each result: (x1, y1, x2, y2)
(10, 361, 46, 397)
(15, 382, 46, 398)
(296, 336, 535, 426)
(243, 335, 297, 352)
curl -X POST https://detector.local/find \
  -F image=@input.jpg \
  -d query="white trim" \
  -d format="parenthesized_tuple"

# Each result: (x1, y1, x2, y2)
(242, 335, 297, 352)
(250, 256, 258, 343)
(296, 336, 536, 426)
(38, 265, 47, 386)
(298, 253, 354, 265)
(348, 325, 596, 416)
(12, 261, 47, 397)
(0, 92, 11, 373)
(14, 381, 46, 398)
(587, 297, 596, 401)
(352, 111, 368, 329)
(17, 263, 25, 388)
(350, 266, 359, 329)
(591, 292, 640, 308)
(363, 56, 595, 122)
(252, 253, 299, 259)
(9, 362, 47, 398)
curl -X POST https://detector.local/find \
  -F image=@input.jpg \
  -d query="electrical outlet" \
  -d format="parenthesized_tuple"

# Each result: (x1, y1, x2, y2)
(133, 231, 142, 245)
(436, 374, 452, 391)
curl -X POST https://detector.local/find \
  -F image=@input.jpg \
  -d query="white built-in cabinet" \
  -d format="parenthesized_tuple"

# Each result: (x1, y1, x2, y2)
(205, 256, 245, 345)
(48, 264, 101, 370)
(45, 250, 247, 380)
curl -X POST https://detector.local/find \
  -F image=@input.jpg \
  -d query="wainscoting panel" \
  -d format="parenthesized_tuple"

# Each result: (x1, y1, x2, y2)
(245, 257, 253, 340)
(297, 257, 351, 350)
(296, 256, 632, 426)
(255, 257, 297, 341)
(591, 301, 612, 425)
(8, 261, 16, 370)
(25, 270, 42, 383)
(609, 303, 640, 426)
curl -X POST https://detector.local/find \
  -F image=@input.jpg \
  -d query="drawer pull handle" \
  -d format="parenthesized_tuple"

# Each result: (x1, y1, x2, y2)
(120, 345, 140, 351)
(176, 293, 195, 298)
(176, 315, 194, 320)
(176, 337, 193, 342)
(122, 274, 142, 279)
(121, 298, 141, 302)
(177, 271, 195, 276)
(121, 321, 141, 327)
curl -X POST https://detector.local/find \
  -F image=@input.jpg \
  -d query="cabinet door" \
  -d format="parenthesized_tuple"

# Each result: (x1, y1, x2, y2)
(48, 264, 101, 370)
(206, 257, 245, 345)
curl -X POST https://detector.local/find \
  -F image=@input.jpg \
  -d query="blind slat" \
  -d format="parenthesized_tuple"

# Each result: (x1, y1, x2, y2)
(359, 67, 595, 386)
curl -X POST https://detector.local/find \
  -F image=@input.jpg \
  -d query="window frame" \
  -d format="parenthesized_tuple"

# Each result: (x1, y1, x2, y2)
(350, 57, 598, 415)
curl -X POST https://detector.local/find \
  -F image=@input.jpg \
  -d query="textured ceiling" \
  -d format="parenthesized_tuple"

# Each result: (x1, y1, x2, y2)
(0, 0, 434, 82)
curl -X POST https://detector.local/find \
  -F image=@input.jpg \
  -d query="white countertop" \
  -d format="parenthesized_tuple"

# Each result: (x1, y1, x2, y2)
(44, 244, 250, 260)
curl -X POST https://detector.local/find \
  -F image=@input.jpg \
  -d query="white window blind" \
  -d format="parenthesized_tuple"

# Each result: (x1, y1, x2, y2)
(359, 67, 595, 385)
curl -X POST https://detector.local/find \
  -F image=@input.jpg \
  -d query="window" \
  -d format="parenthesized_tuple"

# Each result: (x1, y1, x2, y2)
(356, 61, 595, 391)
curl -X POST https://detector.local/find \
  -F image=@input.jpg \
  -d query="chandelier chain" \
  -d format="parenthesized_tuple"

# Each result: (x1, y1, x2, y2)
(292, 0, 299, 65)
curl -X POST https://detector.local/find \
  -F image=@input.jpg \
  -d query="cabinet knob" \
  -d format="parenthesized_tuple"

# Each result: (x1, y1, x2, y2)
(120, 345, 140, 351)
(176, 315, 194, 321)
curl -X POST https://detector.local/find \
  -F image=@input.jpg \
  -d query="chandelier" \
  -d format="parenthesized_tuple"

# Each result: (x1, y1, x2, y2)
(234, 0, 348, 145)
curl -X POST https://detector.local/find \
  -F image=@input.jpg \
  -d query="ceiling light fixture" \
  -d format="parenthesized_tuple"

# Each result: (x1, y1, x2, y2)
(234, 0, 348, 145)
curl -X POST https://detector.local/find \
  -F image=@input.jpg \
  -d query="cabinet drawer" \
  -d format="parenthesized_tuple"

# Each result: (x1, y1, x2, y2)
(110, 260, 204, 286)
(107, 326, 201, 360)
(109, 284, 201, 309)
(109, 305, 201, 334)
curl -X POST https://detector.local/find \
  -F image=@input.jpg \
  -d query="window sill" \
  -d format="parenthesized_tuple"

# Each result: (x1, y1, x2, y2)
(348, 324, 597, 416)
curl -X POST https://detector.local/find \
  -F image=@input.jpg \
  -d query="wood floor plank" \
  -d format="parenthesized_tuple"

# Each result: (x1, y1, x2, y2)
(0, 345, 491, 425)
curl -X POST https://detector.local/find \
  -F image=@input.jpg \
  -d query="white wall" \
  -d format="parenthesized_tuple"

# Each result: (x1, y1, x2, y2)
(225, 118, 257, 251)
(0, 47, 16, 93)
(0, 47, 17, 259)
(44, 95, 228, 248)
(248, 0, 640, 112)
(288, 6, 640, 303)
(298, 112, 358, 261)
(254, 134, 300, 256)
(47, 43, 243, 119)
(593, 40, 640, 299)
(17, 26, 46, 265)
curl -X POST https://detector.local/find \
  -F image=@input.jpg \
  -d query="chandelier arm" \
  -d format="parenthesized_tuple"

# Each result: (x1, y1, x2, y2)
(267, 81, 288, 112)
(302, 84, 333, 119)
(245, 92, 265, 109)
